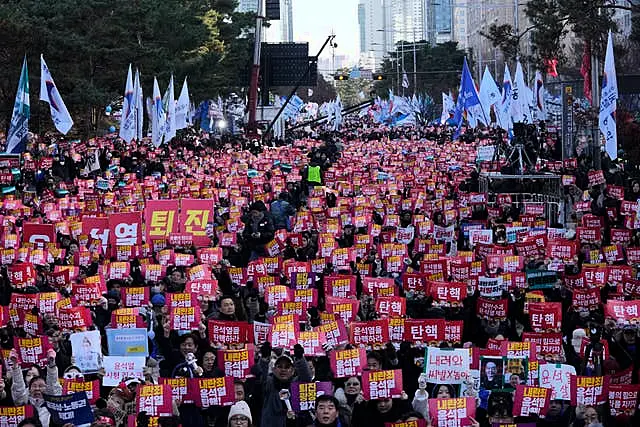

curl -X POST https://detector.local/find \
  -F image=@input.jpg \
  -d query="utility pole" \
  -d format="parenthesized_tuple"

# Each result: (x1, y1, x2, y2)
(247, 0, 264, 135)
(413, 17, 417, 94)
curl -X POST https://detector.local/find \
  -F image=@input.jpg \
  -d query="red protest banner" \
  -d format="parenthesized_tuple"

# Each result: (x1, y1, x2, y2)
(349, 320, 390, 348)
(476, 298, 509, 320)
(572, 288, 601, 312)
(521, 333, 563, 359)
(197, 247, 223, 265)
(144, 200, 179, 243)
(193, 377, 235, 408)
(570, 376, 609, 406)
(269, 320, 298, 349)
(14, 336, 51, 367)
(362, 277, 395, 296)
(0, 406, 35, 427)
(165, 292, 196, 309)
(330, 347, 367, 378)
(444, 321, 464, 344)
(500, 341, 537, 360)
(403, 319, 445, 345)
(185, 279, 218, 298)
(170, 306, 201, 331)
(121, 287, 150, 308)
(159, 377, 195, 405)
(605, 300, 640, 326)
(362, 369, 403, 400)
(314, 320, 349, 348)
(62, 379, 100, 404)
(429, 281, 466, 307)
(512, 385, 550, 416)
(608, 384, 640, 417)
(324, 275, 357, 298)
(528, 302, 562, 332)
(296, 330, 327, 357)
(325, 296, 360, 325)
(375, 296, 406, 318)
(208, 320, 253, 346)
(218, 348, 254, 379)
(22, 223, 56, 247)
(427, 397, 476, 427)
(58, 307, 92, 331)
(110, 308, 144, 329)
(402, 273, 427, 293)
(109, 212, 142, 248)
(180, 199, 214, 247)
(136, 384, 173, 417)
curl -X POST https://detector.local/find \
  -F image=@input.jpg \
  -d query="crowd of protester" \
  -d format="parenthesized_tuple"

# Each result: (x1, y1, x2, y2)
(0, 118, 637, 427)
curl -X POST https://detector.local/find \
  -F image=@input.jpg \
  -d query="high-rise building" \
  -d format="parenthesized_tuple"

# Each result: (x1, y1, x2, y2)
(358, 0, 385, 70)
(385, 0, 424, 44)
(236, 0, 259, 13)
(612, 0, 633, 37)
(261, 0, 294, 43)
(281, 0, 294, 42)
(452, 0, 468, 50)
(463, 1, 533, 81)
(434, 0, 453, 43)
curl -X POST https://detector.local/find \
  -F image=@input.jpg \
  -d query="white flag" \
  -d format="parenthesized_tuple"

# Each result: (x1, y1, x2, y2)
(402, 70, 409, 89)
(534, 71, 547, 121)
(479, 66, 500, 125)
(39, 55, 73, 134)
(497, 65, 513, 131)
(163, 75, 176, 142)
(600, 30, 618, 160)
(175, 77, 191, 130)
(510, 61, 531, 124)
(134, 69, 144, 141)
(441, 92, 454, 124)
(119, 64, 136, 142)
(151, 77, 165, 147)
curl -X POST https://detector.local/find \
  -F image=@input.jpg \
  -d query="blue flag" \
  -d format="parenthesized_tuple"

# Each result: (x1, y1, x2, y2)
(453, 58, 486, 139)
(5, 57, 30, 154)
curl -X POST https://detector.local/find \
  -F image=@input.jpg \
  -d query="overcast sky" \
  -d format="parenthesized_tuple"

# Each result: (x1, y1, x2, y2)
(292, 0, 359, 60)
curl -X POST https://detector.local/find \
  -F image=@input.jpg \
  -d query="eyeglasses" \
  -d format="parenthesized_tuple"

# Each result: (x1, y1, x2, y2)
(230, 416, 250, 424)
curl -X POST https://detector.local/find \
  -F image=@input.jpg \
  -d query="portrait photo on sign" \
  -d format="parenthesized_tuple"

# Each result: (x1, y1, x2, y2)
(480, 356, 504, 391)
(503, 357, 528, 390)
(70, 330, 103, 374)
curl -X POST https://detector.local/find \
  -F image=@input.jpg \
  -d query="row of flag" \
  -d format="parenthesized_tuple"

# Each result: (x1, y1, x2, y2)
(449, 58, 546, 138)
(4, 57, 193, 154)
(449, 30, 618, 159)
(6, 55, 74, 153)
(123, 69, 192, 147)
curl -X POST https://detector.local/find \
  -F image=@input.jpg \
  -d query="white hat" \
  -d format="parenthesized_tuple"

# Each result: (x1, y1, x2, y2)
(228, 401, 252, 424)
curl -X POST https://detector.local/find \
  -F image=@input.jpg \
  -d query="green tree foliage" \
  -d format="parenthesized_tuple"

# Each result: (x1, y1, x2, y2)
(373, 41, 466, 99)
(334, 69, 374, 107)
(0, 0, 254, 136)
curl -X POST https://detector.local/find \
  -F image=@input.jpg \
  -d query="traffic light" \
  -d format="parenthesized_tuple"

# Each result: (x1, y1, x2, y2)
(373, 74, 386, 81)
(334, 74, 349, 81)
